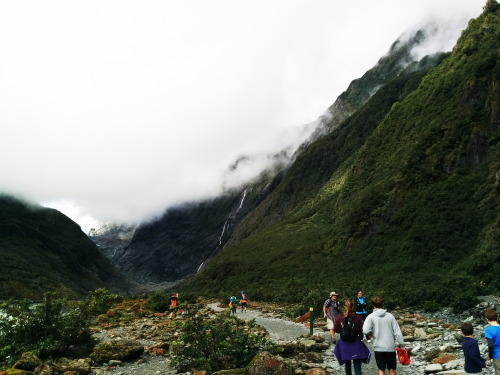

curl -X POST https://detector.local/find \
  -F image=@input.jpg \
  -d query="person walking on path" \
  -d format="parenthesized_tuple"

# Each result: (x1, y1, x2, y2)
(461, 322, 489, 373)
(334, 299, 371, 375)
(323, 291, 340, 343)
(167, 293, 179, 319)
(484, 308, 500, 375)
(229, 295, 238, 314)
(362, 296, 405, 375)
(240, 291, 248, 312)
(354, 291, 368, 322)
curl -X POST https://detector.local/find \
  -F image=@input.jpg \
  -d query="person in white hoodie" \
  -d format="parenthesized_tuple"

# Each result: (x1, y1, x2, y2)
(362, 296, 405, 375)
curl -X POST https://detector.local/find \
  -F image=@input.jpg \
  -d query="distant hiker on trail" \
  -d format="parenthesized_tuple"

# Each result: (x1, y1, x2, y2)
(362, 296, 405, 375)
(323, 291, 340, 343)
(167, 293, 179, 319)
(229, 295, 238, 314)
(484, 308, 500, 375)
(240, 291, 248, 312)
(461, 322, 489, 374)
(334, 299, 371, 375)
(354, 290, 368, 322)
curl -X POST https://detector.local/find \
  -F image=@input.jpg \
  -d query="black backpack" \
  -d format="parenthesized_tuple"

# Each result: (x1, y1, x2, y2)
(340, 315, 357, 342)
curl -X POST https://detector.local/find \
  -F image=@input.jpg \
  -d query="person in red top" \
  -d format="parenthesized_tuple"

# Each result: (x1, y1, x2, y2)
(167, 293, 179, 318)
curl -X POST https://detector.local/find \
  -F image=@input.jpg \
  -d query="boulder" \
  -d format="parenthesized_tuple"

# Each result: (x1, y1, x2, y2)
(35, 364, 59, 375)
(304, 352, 323, 363)
(13, 352, 42, 372)
(424, 363, 443, 373)
(414, 327, 427, 340)
(247, 352, 294, 375)
(91, 340, 144, 363)
(298, 339, 319, 352)
(306, 369, 329, 375)
(52, 358, 92, 374)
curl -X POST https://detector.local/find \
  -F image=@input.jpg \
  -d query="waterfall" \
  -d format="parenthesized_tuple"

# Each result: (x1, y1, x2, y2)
(236, 189, 247, 212)
(198, 189, 249, 273)
(218, 222, 228, 246)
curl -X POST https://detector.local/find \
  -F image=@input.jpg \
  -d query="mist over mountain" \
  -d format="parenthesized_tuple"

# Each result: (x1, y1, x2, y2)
(0, 1, 485, 227)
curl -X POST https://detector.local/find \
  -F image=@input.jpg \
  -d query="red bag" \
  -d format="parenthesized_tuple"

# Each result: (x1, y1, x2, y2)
(396, 348, 411, 365)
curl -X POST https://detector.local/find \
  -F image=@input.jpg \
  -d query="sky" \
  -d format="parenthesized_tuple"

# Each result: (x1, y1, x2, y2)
(0, 0, 487, 231)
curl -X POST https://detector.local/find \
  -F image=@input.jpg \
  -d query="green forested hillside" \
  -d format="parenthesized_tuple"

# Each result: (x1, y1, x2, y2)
(181, 1, 500, 309)
(0, 195, 130, 299)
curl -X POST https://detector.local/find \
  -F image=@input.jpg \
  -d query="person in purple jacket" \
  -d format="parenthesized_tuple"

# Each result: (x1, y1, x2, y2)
(334, 299, 371, 375)
(461, 322, 489, 373)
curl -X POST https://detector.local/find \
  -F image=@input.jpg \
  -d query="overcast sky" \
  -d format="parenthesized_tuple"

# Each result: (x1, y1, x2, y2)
(0, 0, 486, 230)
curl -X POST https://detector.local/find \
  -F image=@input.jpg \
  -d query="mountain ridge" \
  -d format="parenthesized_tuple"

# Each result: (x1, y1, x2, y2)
(0, 194, 131, 299)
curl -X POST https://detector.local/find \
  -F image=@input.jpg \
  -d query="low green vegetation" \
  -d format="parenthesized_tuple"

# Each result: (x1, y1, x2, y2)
(0, 289, 120, 369)
(170, 311, 279, 373)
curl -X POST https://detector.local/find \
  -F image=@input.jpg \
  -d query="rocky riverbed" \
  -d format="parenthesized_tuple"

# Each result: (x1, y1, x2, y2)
(6, 296, 500, 375)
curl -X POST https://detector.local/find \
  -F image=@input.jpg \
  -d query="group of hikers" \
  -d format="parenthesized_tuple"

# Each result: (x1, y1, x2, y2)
(168, 289, 499, 375)
(323, 290, 500, 375)
(228, 291, 248, 314)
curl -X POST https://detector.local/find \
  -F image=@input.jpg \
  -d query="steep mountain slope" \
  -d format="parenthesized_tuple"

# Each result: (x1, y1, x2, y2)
(113, 177, 280, 283)
(107, 25, 444, 284)
(0, 195, 131, 299)
(180, 2, 500, 308)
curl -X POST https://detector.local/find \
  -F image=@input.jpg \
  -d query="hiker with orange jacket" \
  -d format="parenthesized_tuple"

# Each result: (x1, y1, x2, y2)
(167, 293, 179, 318)
(240, 291, 248, 312)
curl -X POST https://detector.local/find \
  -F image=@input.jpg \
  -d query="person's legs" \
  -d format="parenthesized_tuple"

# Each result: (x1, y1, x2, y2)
(344, 360, 352, 375)
(326, 319, 335, 342)
(375, 352, 388, 375)
(386, 351, 397, 375)
(353, 359, 362, 375)
(493, 358, 500, 375)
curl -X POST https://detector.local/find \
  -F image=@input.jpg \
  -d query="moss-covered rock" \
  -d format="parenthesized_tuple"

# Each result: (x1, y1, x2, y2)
(51, 357, 91, 374)
(90, 340, 144, 363)
(247, 351, 294, 375)
(12, 352, 42, 372)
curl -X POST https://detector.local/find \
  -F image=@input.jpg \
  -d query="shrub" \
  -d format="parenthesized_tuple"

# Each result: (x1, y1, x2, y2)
(86, 288, 121, 316)
(170, 312, 279, 373)
(143, 290, 169, 313)
(0, 292, 97, 368)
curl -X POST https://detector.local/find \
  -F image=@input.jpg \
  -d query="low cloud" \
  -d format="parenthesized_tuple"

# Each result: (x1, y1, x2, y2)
(0, 0, 486, 227)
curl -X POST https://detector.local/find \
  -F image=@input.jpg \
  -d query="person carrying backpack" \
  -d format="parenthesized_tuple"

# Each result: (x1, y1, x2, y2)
(229, 295, 238, 314)
(334, 299, 371, 375)
(240, 291, 248, 312)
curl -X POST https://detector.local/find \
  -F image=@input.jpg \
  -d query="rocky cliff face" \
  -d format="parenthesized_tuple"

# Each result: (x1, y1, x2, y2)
(109, 179, 278, 283)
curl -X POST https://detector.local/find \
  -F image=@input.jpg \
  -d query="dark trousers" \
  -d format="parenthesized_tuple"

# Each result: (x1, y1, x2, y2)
(344, 359, 362, 375)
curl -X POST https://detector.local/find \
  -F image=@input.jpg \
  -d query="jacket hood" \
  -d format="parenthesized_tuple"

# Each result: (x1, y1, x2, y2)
(373, 308, 387, 317)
